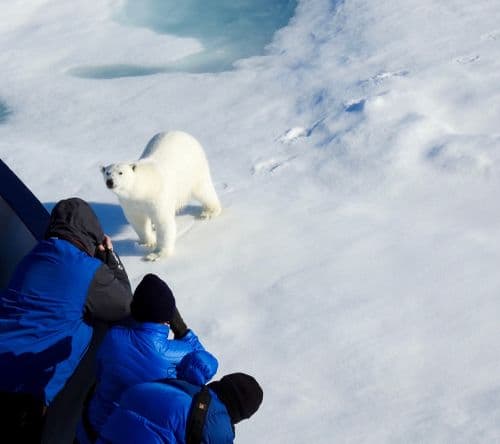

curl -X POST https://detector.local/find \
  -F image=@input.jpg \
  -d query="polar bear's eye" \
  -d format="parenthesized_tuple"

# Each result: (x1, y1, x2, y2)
(119, 172, 123, 175)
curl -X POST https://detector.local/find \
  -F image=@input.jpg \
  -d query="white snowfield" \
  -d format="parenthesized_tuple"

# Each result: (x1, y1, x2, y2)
(1, 0, 500, 442)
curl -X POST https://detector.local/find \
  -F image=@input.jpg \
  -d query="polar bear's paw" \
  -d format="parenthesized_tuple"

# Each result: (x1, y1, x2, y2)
(144, 252, 161, 261)
(199, 206, 221, 220)
(138, 240, 156, 249)
(143, 249, 173, 261)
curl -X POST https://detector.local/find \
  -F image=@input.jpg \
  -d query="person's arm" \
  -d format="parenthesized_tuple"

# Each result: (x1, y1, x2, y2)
(94, 238, 130, 291)
(85, 248, 132, 322)
(163, 306, 206, 367)
(169, 307, 189, 338)
(176, 350, 219, 385)
(176, 329, 206, 351)
(158, 327, 206, 372)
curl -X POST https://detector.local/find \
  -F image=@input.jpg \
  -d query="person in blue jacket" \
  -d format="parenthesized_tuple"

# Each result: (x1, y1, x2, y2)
(0, 197, 133, 444)
(97, 370, 263, 444)
(78, 273, 217, 442)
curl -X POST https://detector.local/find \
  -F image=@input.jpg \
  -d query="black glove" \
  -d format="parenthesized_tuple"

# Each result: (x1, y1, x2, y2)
(170, 307, 189, 339)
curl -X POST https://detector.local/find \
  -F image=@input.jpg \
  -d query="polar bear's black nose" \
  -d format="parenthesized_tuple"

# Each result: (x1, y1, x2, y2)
(106, 179, 114, 189)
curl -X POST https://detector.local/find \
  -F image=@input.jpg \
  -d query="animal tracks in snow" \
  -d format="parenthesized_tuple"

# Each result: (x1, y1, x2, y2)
(251, 156, 298, 175)
(277, 117, 327, 144)
(0, 100, 12, 124)
(455, 54, 480, 65)
(481, 30, 500, 41)
(359, 70, 409, 87)
(456, 30, 499, 65)
(372, 70, 409, 83)
(249, 125, 313, 177)
(277, 126, 310, 143)
(344, 98, 366, 113)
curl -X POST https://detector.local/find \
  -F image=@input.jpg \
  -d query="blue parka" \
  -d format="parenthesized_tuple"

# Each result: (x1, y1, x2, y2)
(97, 379, 235, 444)
(0, 198, 132, 406)
(86, 320, 212, 435)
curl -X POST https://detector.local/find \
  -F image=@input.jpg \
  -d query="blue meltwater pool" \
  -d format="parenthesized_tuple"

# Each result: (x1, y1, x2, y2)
(70, 0, 297, 78)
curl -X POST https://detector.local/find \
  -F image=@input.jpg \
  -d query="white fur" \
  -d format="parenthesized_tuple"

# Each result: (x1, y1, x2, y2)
(101, 131, 221, 261)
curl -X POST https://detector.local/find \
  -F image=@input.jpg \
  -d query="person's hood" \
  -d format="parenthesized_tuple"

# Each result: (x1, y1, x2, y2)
(45, 197, 104, 256)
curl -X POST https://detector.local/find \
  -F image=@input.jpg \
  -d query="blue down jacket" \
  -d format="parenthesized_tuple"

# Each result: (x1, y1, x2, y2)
(86, 321, 212, 435)
(0, 235, 131, 405)
(0, 239, 99, 404)
(97, 379, 234, 444)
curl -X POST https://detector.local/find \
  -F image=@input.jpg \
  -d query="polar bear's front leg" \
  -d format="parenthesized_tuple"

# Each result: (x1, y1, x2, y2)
(144, 211, 176, 261)
(122, 206, 156, 248)
(137, 217, 156, 248)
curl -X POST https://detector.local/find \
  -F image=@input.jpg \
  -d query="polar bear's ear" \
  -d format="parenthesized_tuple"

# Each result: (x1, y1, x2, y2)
(131, 163, 137, 172)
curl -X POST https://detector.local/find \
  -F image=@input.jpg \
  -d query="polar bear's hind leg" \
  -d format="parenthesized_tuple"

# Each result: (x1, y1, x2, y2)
(193, 178, 221, 219)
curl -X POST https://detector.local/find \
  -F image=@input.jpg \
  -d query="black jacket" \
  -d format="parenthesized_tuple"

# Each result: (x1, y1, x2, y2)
(45, 197, 132, 321)
(0, 197, 133, 443)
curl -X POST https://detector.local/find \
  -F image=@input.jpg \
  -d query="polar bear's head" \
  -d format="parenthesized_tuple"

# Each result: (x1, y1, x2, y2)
(100, 163, 137, 197)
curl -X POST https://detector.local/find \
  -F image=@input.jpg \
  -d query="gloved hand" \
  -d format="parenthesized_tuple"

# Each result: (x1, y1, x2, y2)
(170, 307, 189, 339)
(94, 235, 113, 260)
(94, 247, 108, 262)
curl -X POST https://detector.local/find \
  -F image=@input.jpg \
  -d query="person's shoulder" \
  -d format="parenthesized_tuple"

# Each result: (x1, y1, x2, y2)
(100, 322, 133, 346)
(97, 323, 134, 361)
(108, 321, 135, 338)
(112, 381, 192, 432)
(121, 380, 192, 409)
(40, 238, 101, 275)
(106, 319, 167, 347)
(51, 238, 101, 268)
(204, 392, 235, 442)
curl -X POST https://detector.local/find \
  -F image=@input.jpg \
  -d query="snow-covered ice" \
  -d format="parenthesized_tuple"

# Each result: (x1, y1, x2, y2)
(2, 0, 500, 442)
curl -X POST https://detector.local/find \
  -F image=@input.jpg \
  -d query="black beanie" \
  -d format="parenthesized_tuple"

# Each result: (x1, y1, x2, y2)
(130, 274, 176, 323)
(208, 373, 263, 424)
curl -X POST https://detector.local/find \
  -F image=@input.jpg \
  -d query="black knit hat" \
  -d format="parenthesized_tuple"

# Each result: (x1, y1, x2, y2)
(130, 274, 176, 323)
(208, 373, 263, 424)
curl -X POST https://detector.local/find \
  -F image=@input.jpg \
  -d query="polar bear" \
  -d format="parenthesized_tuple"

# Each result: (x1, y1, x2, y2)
(101, 131, 221, 261)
